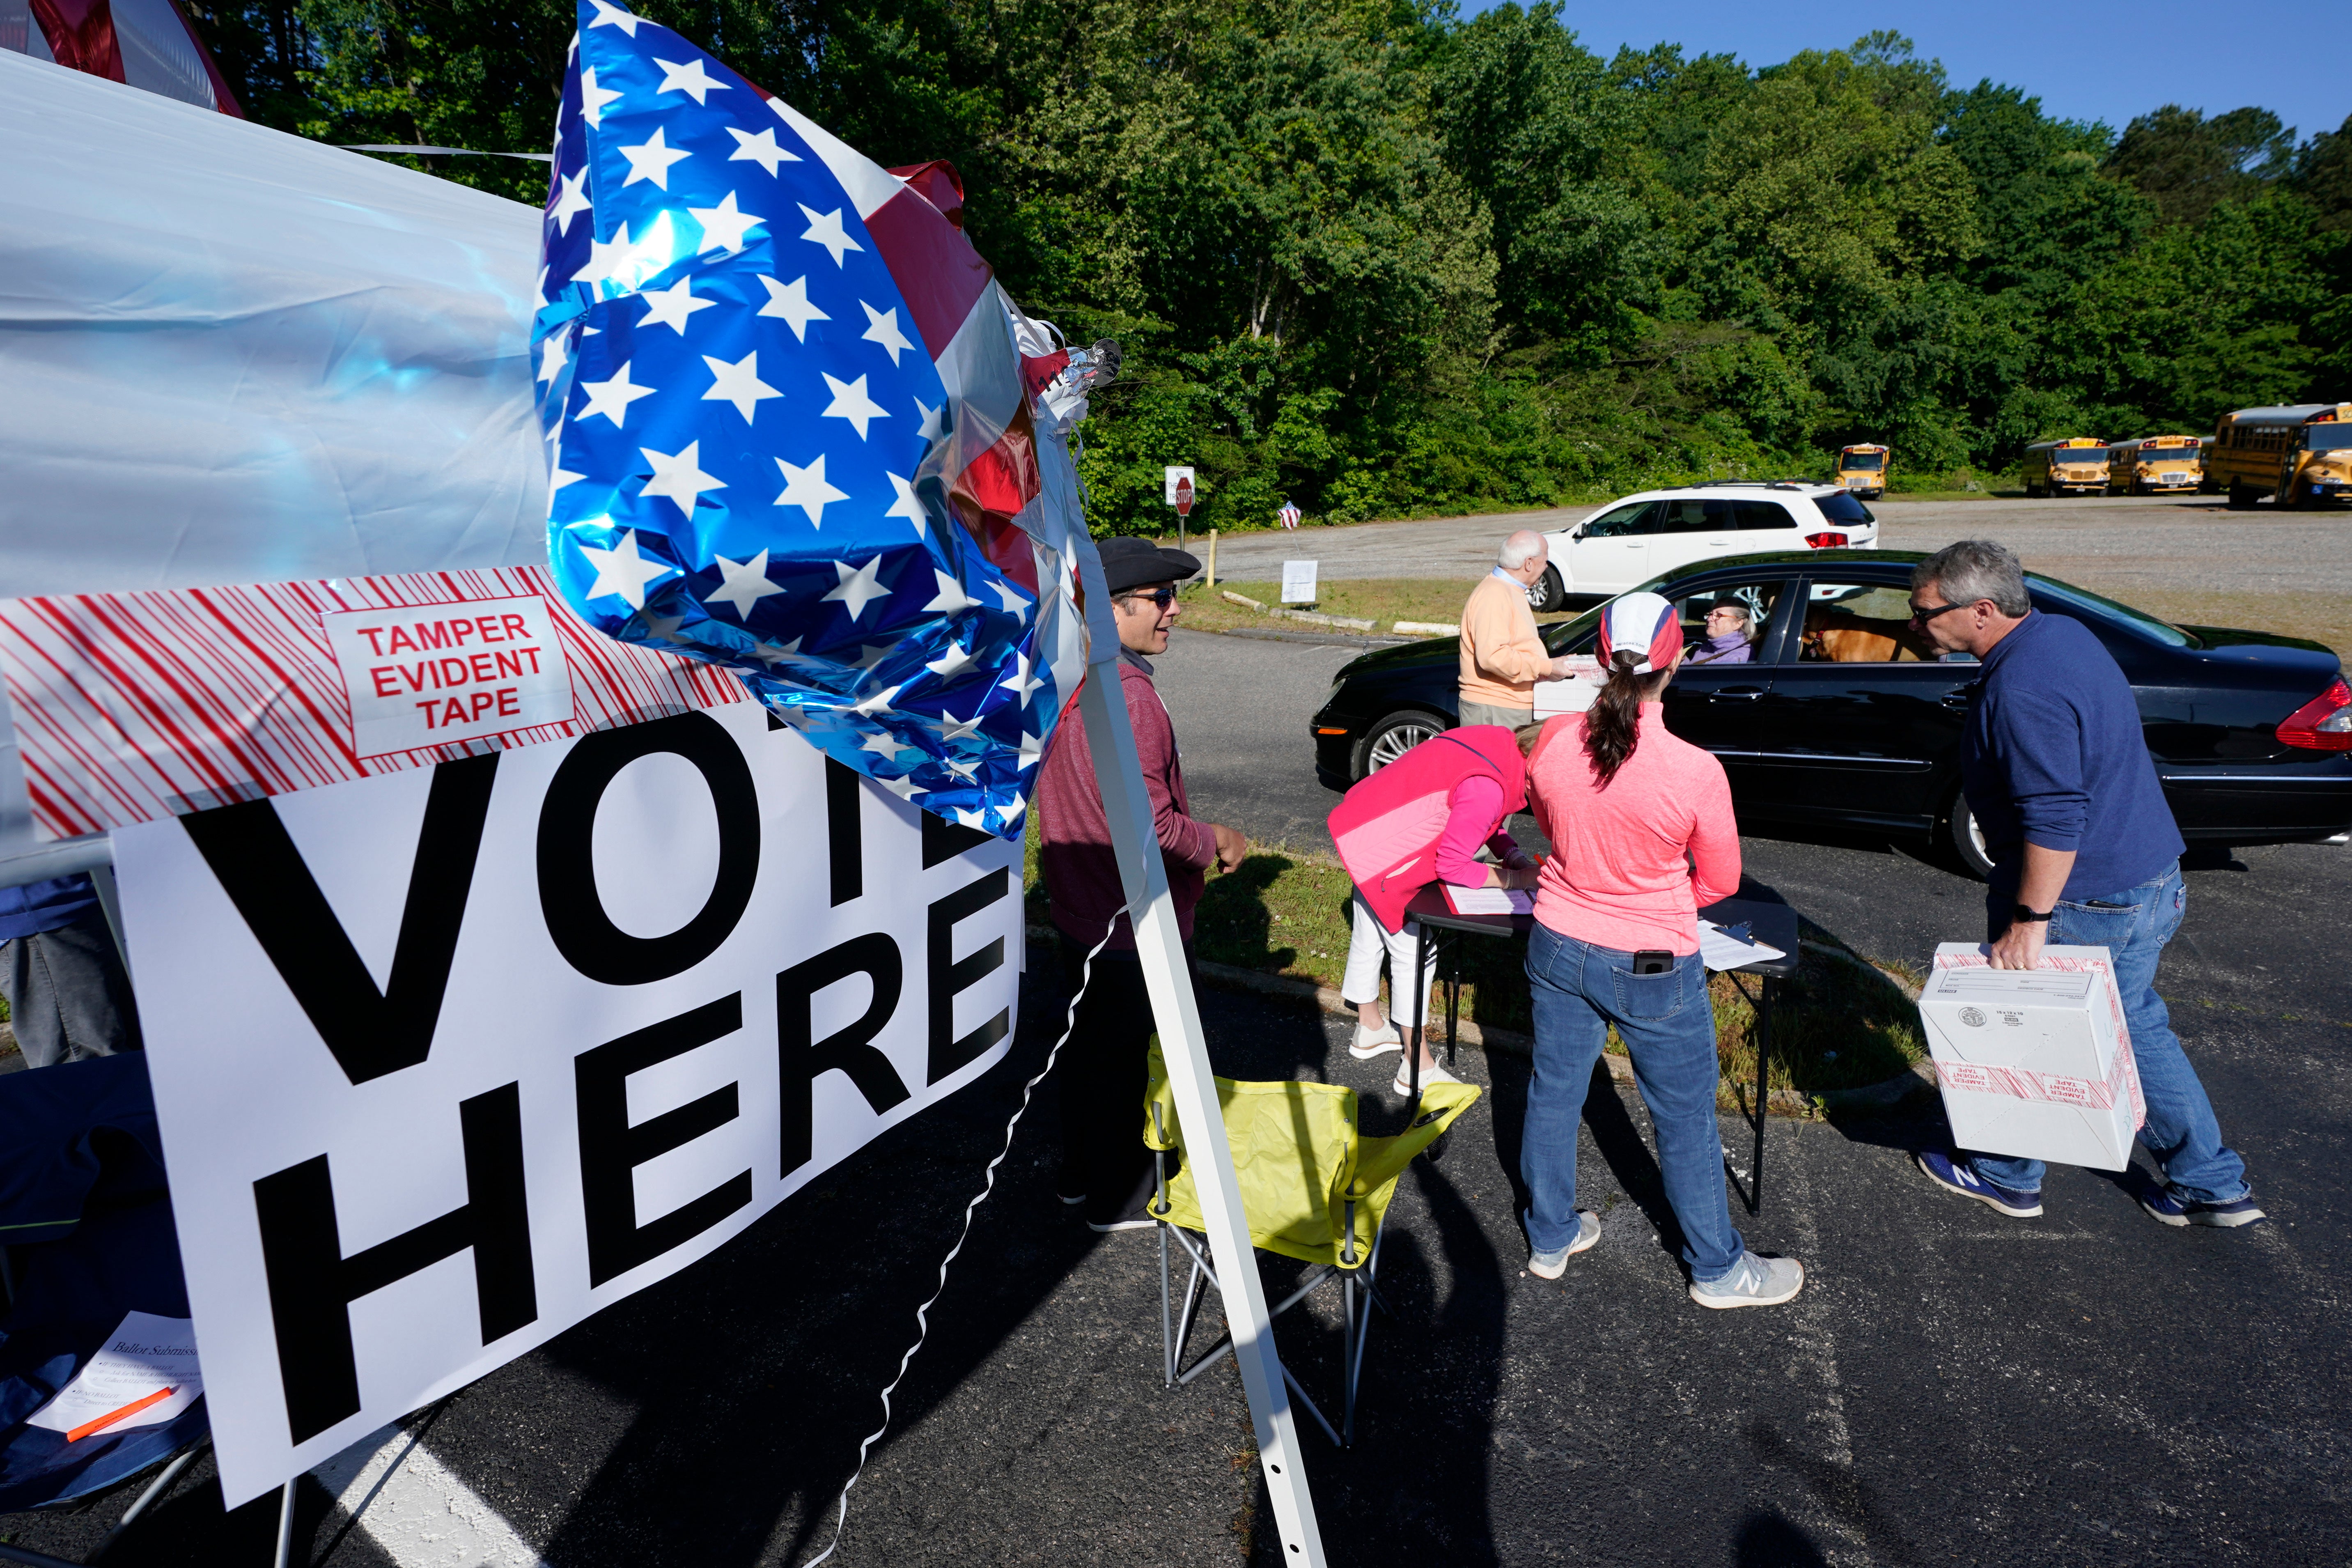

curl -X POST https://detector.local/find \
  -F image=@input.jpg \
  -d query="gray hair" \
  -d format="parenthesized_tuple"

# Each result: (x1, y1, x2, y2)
(1497, 529, 1546, 570)
(1914, 539, 2029, 618)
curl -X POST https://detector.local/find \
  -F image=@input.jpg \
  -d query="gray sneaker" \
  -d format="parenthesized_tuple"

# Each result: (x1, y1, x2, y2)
(1688, 1251, 1805, 1309)
(1526, 1209, 1600, 1279)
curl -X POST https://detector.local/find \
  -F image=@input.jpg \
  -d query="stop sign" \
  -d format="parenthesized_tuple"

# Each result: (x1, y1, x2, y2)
(1174, 476, 1195, 517)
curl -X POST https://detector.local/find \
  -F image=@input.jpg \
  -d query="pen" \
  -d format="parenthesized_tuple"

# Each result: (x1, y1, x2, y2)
(66, 1386, 176, 1443)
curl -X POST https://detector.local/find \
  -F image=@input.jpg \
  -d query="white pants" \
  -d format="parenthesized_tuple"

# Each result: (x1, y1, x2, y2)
(1341, 891, 1439, 1025)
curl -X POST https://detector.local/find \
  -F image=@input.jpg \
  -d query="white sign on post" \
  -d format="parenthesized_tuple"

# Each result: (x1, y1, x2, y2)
(1162, 466, 1196, 506)
(1280, 560, 1319, 604)
(113, 704, 1022, 1505)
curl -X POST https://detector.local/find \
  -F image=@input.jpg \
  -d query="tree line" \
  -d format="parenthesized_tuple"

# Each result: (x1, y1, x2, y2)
(183, 0, 2352, 532)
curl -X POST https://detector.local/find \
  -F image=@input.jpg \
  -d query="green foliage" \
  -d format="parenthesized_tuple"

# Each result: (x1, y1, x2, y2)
(186, 0, 2352, 530)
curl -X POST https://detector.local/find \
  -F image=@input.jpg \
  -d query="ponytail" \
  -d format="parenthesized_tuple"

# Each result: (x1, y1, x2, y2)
(1582, 650, 1671, 788)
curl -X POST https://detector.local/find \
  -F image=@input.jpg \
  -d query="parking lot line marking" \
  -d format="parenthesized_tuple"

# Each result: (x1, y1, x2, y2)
(312, 1423, 553, 1568)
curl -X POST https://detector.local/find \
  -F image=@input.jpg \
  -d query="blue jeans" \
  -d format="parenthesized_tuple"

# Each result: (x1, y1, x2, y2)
(1968, 863, 2249, 1203)
(1522, 923, 1744, 1283)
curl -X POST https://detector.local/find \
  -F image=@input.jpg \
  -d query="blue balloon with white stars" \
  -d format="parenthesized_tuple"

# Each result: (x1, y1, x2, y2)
(535, 0, 1051, 837)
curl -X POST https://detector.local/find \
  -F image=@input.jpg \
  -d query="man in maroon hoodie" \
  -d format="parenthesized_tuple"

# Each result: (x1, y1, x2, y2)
(1039, 536, 1246, 1231)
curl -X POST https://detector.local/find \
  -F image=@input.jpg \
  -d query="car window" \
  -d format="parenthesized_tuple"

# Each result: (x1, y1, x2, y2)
(1734, 499, 1795, 530)
(2027, 575, 2196, 647)
(1674, 581, 1785, 671)
(1542, 603, 1606, 655)
(1813, 491, 1874, 526)
(1581, 501, 1657, 537)
(1797, 582, 1940, 663)
(1655, 499, 1732, 533)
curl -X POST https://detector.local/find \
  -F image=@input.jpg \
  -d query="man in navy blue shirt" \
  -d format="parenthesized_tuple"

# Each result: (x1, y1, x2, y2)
(1, 872, 140, 1070)
(1904, 540, 2263, 1229)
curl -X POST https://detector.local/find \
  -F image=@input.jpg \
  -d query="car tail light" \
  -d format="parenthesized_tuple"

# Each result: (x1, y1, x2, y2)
(1805, 531, 1848, 549)
(2278, 677, 2352, 750)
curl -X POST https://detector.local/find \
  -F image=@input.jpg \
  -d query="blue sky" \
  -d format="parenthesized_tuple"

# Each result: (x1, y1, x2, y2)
(1496, 2, 2347, 146)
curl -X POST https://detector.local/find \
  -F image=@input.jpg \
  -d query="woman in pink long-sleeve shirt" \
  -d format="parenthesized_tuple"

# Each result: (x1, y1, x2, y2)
(1336, 758, 1537, 1095)
(1516, 592, 1806, 1310)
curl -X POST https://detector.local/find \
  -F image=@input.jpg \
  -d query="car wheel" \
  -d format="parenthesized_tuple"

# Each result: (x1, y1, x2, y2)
(1945, 792, 1995, 882)
(1527, 564, 1565, 614)
(1357, 709, 1446, 778)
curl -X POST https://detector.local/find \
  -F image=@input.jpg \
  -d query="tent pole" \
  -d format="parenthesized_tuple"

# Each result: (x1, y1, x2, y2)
(1070, 539, 1326, 1566)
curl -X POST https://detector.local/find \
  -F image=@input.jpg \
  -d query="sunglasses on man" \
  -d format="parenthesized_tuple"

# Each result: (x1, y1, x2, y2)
(1908, 599, 1968, 627)
(1117, 587, 1179, 609)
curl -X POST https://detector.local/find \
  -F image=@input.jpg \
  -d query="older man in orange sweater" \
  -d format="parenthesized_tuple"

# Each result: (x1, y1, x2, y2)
(1458, 529, 1574, 728)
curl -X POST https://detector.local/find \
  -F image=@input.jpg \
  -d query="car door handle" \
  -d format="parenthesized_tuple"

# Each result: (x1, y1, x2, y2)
(1708, 687, 1765, 701)
(1939, 691, 1973, 710)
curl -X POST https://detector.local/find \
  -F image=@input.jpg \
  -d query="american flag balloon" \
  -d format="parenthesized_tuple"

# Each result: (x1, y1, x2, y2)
(534, 0, 1103, 837)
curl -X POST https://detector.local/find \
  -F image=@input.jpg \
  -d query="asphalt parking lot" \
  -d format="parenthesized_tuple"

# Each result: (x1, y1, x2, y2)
(8, 527, 2350, 1568)
(19, 849, 2347, 1568)
(1206, 493, 2352, 600)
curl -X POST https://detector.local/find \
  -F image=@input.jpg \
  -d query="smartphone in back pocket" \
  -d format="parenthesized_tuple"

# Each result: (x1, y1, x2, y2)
(1632, 950, 1673, 976)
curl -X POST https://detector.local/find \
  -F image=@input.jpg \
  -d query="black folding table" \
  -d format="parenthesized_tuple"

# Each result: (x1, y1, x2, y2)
(1397, 881, 1800, 1212)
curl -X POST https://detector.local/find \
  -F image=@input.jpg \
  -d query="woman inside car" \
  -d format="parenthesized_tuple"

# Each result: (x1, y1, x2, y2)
(1684, 598, 1757, 664)
(1516, 591, 1806, 1309)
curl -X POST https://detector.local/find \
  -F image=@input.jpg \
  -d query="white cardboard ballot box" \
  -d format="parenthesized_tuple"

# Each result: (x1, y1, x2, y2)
(1533, 655, 1605, 719)
(1917, 944, 2146, 1171)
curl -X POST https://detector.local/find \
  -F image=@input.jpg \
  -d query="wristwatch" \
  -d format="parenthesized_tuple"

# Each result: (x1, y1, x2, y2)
(2012, 905, 2052, 924)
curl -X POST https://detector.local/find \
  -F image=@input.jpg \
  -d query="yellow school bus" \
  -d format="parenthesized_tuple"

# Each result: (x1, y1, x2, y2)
(2022, 438, 2109, 496)
(1834, 444, 1888, 498)
(2107, 434, 2203, 495)
(2208, 403, 2352, 508)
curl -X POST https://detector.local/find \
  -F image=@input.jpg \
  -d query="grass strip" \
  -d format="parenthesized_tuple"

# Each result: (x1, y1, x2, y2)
(1173, 578, 1582, 638)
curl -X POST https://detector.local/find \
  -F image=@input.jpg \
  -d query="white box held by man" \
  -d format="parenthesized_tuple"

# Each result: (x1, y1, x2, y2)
(1917, 944, 2145, 1171)
(1533, 655, 1605, 719)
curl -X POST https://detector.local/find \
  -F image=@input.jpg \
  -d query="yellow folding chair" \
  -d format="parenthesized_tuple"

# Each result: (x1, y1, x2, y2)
(1142, 1041, 1479, 1446)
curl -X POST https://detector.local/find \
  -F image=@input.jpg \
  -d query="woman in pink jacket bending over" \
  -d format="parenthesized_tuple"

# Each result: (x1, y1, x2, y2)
(1518, 592, 1806, 1309)
(1327, 726, 1540, 1097)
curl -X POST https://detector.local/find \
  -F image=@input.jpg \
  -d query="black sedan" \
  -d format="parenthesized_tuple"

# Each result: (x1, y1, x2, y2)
(1309, 549, 2352, 877)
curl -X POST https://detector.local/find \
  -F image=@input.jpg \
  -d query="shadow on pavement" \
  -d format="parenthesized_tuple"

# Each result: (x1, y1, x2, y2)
(1732, 1507, 1833, 1566)
(520, 976, 1120, 1568)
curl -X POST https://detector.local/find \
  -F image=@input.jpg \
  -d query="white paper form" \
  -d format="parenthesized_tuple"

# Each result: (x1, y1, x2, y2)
(1442, 885, 1534, 916)
(25, 1312, 203, 1439)
(1699, 919, 1785, 973)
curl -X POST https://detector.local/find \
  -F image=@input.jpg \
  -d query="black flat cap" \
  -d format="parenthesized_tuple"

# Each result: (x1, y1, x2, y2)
(1096, 535, 1201, 594)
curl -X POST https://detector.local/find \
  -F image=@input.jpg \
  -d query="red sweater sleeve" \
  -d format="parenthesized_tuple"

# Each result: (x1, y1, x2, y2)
(1687, 762, 1742, 908)
(1125, 667, 1217, 871)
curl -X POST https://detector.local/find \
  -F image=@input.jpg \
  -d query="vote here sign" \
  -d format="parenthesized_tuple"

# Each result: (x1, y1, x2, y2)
(114, 705, 1021, 1504)
(321, 595, 577, 755)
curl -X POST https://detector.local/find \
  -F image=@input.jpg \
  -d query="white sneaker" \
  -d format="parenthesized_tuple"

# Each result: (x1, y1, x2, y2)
(1527, 1210, 1600, 1279)
(1688, 1251, 1805, 1309)
(1348, 1023, 1402, 1060)
(1392, 1058, 1462, 1095)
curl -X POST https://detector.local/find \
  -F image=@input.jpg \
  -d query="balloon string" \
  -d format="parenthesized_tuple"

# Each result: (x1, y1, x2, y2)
(799, 909, 1127, 1566)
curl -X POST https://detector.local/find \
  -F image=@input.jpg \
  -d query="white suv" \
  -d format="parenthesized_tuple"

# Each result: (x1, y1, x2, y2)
(1528, 482, 1881, 610)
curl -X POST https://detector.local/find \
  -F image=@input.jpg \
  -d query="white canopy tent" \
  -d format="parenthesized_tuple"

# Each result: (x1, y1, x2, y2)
(0, 50, 548, 599)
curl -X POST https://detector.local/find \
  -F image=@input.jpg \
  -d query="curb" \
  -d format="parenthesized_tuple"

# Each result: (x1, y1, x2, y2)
(1216, 590, 1374, 632)
(1216, 626, 1408, 650)
(1028, 926, 1932, 1119)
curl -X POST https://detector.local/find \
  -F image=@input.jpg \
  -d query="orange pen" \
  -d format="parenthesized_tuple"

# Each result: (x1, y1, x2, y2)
(65, 1386, 175, 1443)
